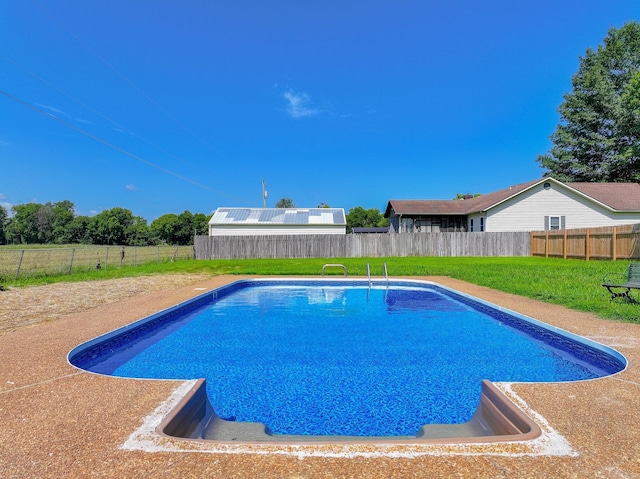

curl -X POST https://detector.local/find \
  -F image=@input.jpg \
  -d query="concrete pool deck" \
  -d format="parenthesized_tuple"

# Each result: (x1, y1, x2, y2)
(1, 275, 639, 478)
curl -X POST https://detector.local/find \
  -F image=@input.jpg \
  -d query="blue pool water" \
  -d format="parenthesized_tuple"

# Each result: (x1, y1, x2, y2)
(70, 280, 625, 437)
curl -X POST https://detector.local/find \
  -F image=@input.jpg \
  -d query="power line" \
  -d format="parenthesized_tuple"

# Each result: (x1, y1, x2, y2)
(0, 89, 238, 198)
(0, 52, 241, 196)
(31, 0, 233, 165)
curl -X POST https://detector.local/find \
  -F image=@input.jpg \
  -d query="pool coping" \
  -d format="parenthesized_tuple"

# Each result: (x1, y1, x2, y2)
(3, 274, 640, 477)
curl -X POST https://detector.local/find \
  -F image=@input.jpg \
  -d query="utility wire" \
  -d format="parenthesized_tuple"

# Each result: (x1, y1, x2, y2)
(31, 0, 234, 165)
(0, 52, 245, 201)
(0, 89, 235, 197)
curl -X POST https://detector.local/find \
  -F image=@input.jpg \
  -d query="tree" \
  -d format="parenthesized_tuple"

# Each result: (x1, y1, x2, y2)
(87, 207, 137, 245)
(345, 206, 389, 233)
(6, 203, 41, 243)
(50, 200, 75, 244)
(125, 216, 151, 246)
(453, 193, 480, 200)
(175, 211, 197, 245)
(150, 213, 181, 245)
(151, 211, 209, 245)
(537, 22, 640, 182)
(0, 204, 7, 244)
(193, 213, 209, 236)
(65, 215, 91, 244)
(275, 198, 295, 208)
(3, 200, 76, 244)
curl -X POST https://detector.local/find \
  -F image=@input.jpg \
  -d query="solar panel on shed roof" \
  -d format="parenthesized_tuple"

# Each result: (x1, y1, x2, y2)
(209, 208, 346, 226)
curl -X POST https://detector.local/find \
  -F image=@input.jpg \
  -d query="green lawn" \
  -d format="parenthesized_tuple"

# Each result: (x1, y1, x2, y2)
(2, 256, 639, 324)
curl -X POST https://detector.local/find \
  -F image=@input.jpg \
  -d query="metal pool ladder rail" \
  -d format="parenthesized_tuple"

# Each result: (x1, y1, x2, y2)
(383, 261, 389, 285)
(366, 262, 389, 287)
(322, 263, 347, 277)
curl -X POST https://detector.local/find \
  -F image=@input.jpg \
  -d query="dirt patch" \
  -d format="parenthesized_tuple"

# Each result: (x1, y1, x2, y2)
(0, 274, 212, 335)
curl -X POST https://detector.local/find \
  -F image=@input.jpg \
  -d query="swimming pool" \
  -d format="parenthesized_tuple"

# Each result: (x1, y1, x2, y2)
(69, 279, 626, 442)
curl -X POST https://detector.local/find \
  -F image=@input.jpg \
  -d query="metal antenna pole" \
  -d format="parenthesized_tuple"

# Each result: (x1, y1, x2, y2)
(262, 178, 268, 208)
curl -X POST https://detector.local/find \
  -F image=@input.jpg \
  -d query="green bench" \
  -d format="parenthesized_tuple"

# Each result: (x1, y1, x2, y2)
(602, 263, 640, 302)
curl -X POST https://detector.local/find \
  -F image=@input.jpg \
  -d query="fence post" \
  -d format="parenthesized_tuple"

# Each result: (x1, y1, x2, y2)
(529, 231, 533, 256)
(157, 246, 160, 263)
(585, 228, 591, 261)
(68, 248, 75, 274)
(545, 231, 549, 258)
(134, 246, 137, 267)
(15, 250, 25, 279)
(563, 229, 567, 259)
(612, 226, 617, 260)
(105, 246, 109, 269)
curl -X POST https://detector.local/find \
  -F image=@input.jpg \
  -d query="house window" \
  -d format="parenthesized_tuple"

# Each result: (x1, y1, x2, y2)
(480, 217, 484, 232)
(544, 215, 566, 230)
(470, 219, 474, 232)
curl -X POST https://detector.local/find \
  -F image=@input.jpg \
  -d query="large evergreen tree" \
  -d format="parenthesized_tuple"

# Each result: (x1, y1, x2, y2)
(537, 22, 640, 182)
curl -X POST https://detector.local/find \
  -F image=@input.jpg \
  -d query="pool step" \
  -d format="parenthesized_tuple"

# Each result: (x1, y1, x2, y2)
(158, 379, 542, 444)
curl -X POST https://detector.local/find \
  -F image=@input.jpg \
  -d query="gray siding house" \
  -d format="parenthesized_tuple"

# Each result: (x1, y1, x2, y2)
(385, 178, 640, 233)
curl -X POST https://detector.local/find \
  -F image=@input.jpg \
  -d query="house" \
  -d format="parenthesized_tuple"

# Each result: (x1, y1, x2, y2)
(384, 177, 640, 233)
(208, 207, 347, 236)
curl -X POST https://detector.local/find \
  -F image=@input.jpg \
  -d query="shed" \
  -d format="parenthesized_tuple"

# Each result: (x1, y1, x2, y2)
(208, 207, 347, 236)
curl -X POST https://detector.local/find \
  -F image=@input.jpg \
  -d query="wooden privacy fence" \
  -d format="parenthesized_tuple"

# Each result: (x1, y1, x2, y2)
(194, 232, 531, 260)
(530, 223, 640, 260)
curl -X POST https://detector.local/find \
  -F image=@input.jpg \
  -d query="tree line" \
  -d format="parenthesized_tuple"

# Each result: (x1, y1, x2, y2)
(0, 200, 390, 246)
(0, 201, 209, 246)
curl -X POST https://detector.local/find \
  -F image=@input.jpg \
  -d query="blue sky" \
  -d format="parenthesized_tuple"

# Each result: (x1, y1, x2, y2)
(1, 1, 639, 221)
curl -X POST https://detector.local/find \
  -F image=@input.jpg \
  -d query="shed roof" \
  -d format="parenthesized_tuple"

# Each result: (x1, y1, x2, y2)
(209, 207, 347, 226)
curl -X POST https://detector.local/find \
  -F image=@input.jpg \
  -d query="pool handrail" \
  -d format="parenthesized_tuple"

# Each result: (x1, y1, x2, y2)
(322, 263, 347, 277)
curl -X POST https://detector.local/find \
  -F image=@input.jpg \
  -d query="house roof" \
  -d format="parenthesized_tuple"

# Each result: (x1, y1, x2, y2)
(209, 207, 347, 226)
(566, 182, 640, 211)
(384, 178, 640, 217)
(352, 227, 389, 234)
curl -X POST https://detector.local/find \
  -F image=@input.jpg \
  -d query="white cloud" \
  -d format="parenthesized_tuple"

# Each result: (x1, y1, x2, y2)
(37, 104, 68, 118)
(283, 89, 321, 118)
(36, 104, 92, 124)
(125, 184, 137, 191)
